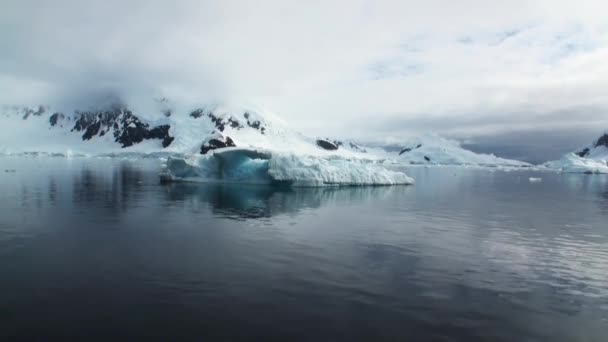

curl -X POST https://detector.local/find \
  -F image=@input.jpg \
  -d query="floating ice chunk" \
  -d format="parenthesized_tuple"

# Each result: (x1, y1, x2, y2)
(544, 154, 608, 174)
(267, 154, 414, 186)
(161, 148, 414, 187)
(529, 177, 542, 183)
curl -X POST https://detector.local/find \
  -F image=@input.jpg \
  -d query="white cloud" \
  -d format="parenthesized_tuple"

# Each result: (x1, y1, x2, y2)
(1, 0, 607, 142)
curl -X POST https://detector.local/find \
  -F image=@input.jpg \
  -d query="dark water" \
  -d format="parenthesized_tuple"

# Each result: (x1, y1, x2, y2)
(1, 157, 607, 341)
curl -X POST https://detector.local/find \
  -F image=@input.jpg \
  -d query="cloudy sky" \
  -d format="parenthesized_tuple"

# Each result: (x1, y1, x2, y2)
(1, 0, 607, 161)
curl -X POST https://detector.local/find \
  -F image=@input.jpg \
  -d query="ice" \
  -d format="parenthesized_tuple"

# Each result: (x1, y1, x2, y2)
(544, 154, 608, 174)
(267, 153, 414, 186)
(161, 148, 414, 187)
(395, 134, 531, 167)
(529, 177, 542, 183)
(545, 133, 608, 174)
(1, 104, 534, 172)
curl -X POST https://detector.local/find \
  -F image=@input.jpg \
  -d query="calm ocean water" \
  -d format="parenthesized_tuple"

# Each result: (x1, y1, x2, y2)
(1, 157, 607, 341)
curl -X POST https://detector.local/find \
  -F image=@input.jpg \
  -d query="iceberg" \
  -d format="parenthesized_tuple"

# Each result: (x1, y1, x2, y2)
(161, 148, 414, 187)
(545, 133, 608, 174)
(544, 154, 608, 174)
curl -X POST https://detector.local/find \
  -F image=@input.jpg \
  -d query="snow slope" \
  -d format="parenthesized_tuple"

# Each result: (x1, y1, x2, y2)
(1, 103, 416, 187)
(0, 103, 370, 159)
(394, 134, 531, 167)
(1, 104, 531, 168)
(544, 133, 608, 174)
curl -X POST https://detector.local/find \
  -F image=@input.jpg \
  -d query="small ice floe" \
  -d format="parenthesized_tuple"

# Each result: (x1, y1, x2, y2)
(529, 177, 542, 183)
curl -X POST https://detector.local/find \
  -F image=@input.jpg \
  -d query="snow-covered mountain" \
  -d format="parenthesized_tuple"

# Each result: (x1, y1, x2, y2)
(1, 103, 534, 167)
(0, 103, 415, 186)
(392, 134, 531, 167)
(544, 133, 608, 174)
(0, 103, 375, 158)
(2, 102, 542, 186)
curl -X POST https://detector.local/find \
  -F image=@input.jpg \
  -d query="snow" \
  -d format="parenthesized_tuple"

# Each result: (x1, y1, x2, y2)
(0, 105, 167, 156)
(544, 134, 608, 174)
(161, 148, 414, 187)
(544, 154, 608, 174)
(394, 134, 531, 168)
(2, 102, 535, 189)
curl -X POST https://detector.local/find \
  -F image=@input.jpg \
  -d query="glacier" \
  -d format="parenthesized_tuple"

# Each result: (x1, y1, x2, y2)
(161, 148, 414, 187)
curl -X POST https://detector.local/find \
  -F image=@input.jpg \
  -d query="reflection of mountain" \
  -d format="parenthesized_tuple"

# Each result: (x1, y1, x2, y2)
(71, 162, 146, 214)
(15, 157, 409, 221)
(162, 183, 408, 220)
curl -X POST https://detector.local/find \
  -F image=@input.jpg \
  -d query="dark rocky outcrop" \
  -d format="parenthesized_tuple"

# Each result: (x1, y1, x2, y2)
(348, 142, 367, 153)
(200, 135, 236, 154)
(331, 139, 367, 153)
(49, 112, 65, 127)
(190, 109, 243, 132)
(316, 139, 339, 151)
(190, 109, 267, 135)
(575, 134, 608, 157)
(424, 156, 431, 162)
(21, 105, 46, 120)
(399, 144, 422, 155)
(71, 106, 174, 148)
(244, 112, 266, 134)
(595, 134, 608, 149)
(576, 148, 590, 158)
(148, 125, 175, 148)
(190, 108, 206, 119)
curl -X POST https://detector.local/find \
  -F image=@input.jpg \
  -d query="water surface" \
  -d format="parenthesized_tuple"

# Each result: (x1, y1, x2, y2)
(1, 157, 607, 341)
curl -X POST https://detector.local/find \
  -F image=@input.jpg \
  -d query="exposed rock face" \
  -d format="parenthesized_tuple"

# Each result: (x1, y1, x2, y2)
(1, 105, 48, 119)
(190, 109, 267, 135)
(148, 125, 175, 148)
(21, 105, 46, 120)
(71, 107, 174, 148)
(243, 112, 266, 134)
(576, 148, 590, 158)
(330, 140, 367, 153)
(200, 133, 236, 154)
(347, 142, 367, 153)
(49, 112, 65, 127)
(424, 156, 431, 162)
(595, 134, 608, 148)
(575, 134, 608, 158)
(316, 139, 339, 151)
(399, 144, 422, 155)
(189, 108, 208, 119)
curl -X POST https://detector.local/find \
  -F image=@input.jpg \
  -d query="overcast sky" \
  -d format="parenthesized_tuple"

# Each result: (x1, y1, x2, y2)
(1, 0, 607, 160)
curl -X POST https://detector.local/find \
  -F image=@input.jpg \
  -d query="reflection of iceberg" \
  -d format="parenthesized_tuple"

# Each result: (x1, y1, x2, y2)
(163, 182, 408, 219)
(161, 148, 414, 187)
